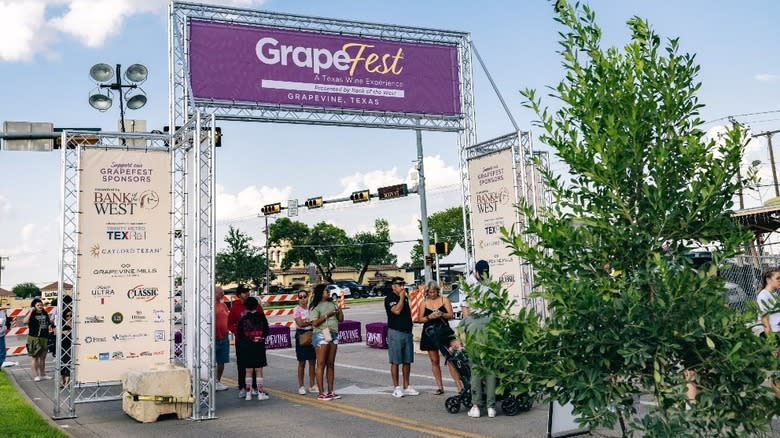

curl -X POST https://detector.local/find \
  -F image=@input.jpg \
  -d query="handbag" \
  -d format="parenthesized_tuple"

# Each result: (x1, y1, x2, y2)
(298, 330, 313, 347)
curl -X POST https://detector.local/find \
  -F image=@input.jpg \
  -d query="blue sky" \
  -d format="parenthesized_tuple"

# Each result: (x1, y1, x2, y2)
(0, 0, 778, 289)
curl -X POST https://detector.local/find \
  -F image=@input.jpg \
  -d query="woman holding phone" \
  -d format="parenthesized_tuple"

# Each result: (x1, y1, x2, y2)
(309, 283, 343, 401)
(23, 298, 51, 381)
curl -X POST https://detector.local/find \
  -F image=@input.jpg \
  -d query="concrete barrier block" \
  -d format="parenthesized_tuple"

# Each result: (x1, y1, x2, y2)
(122, 393, 192, 423)
(123, 364, 191, 398)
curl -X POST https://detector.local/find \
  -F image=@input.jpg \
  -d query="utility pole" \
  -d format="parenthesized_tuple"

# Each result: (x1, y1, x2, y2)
(416, 128, 432, 283)
(0, 256, 8, 290)
(753, 129, 780, 197)
(264, 215, 270, 294)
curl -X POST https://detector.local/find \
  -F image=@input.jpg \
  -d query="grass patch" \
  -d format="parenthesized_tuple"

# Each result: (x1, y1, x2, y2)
(0, 370, 70, 437)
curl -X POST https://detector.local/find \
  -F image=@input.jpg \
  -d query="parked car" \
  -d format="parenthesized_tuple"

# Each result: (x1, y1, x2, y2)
(335, 280, 368, 298)
(326, 284, 350, 301)
(369, 280, 393, 297)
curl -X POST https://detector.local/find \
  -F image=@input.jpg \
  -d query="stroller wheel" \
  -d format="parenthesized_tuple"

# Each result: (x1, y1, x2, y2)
(461, 392, 472, 409)
(445, 396, 461, 414)
(501, 396, 521, 416)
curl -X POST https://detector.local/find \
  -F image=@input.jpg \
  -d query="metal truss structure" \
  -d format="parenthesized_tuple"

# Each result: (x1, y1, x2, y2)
(168, 1, 477, 419)
(54, 130, 170, 419)
(464, 131, 543, 310)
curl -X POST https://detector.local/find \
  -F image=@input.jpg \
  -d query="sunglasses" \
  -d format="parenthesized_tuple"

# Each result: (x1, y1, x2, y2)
(298, 295, 307, 299)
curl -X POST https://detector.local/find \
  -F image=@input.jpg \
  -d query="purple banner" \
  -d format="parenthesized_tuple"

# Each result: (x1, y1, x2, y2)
(189, 20, 461, 115)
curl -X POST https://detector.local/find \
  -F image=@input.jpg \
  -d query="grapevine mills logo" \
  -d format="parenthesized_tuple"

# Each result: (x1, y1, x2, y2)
(127, 285, 159, 302)
(111, 312, 124, 324)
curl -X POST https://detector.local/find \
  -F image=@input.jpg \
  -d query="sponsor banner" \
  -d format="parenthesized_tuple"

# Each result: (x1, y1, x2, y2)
(468, 147, 526, 313)
(76, 149, 171, 382)
(189, 20, 461, 116)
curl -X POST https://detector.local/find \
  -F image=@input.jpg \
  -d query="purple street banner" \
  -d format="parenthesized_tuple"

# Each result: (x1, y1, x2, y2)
(189, 19, 461, 115)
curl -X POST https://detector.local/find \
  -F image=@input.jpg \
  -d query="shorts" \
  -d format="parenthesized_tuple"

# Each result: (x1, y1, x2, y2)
(313, 329, 339, 348)
(295, 330, 316, 361)
(387, 328, 414, 364)
(215, 337, 229, 364)
(27, 336, 48, 357)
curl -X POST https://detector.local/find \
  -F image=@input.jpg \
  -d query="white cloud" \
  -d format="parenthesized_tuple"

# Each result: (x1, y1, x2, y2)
(754, 73, 780, 82)
(215, 183, 291, 222)
(0, 221, 58, 288)
(0, 0, 267, 62)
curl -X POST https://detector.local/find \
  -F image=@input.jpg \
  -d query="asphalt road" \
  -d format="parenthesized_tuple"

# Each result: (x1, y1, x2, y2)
(4, 300, 617, 438)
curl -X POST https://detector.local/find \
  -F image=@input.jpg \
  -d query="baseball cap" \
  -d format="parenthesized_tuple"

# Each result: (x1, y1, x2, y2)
(475, 260, 489, 276)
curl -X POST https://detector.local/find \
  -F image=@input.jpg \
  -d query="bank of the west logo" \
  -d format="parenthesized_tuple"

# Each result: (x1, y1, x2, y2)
(137, 190, 159, 209)
(93, 190, 159, 215)
(127, 285, 159, 302)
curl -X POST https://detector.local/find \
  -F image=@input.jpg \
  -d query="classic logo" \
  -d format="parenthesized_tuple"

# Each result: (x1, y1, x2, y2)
(111, 312, 124, 324)
(127, 285, 159, 302)
(83, 315, 105, 324)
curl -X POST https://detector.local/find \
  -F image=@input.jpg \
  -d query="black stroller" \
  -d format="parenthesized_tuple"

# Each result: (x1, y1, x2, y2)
(424, 324, 533, 416)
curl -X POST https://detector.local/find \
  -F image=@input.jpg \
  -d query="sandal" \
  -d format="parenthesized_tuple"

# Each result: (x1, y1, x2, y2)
(434, 388, 445, 395)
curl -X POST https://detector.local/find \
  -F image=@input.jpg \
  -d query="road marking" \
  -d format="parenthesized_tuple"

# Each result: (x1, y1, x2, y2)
(223, 377, 488, 438)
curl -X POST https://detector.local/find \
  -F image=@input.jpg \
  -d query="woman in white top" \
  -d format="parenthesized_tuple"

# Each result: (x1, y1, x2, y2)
(757, 268, 780, 337)
(293, 290, 317, 395)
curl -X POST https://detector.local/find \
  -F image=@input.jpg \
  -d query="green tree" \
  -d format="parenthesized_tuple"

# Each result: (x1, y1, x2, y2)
(468, 2, 777, 437)
(409, 206, 466, 268)
(345, 219, 397, 284)
(268, 218, 350, 283)
(215, 226, 270, 290)
(12, 282, 40, 299)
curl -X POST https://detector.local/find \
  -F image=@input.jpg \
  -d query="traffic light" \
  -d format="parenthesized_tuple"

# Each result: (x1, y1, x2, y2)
(350, 190, 370, 203)
(425, 255, 434, 266)
(435, 242, 449, 255)
(305, 197, 323, 209)
(261, 203, 282, 215)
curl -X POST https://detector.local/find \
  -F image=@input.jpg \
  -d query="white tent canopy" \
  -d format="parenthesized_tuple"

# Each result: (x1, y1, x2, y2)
(438, 243, 467, 267)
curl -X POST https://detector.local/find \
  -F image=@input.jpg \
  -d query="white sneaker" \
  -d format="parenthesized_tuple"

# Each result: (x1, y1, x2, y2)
(245, 389, 252, 401)
(468, 406, 481, 418)
(487, 407, 496, 418)
(392, 386, 404, 398)
(309, 385, 319, 393)
(402, 386, 419, 396)
(34, 376, 41, 382)
(238, 389, 246, 398)
(41, 375, 52, 380)
(251, 389, 258, 396)
(215, 382, 229, 391)
(298, 386, 307, 395)
(257, 392, 269, 400)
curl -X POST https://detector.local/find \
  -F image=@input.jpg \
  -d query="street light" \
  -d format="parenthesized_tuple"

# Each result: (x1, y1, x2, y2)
(88, 63, 148, 132)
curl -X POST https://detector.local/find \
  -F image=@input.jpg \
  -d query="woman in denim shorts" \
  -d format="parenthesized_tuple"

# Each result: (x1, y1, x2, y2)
(309, 284, 343, 401)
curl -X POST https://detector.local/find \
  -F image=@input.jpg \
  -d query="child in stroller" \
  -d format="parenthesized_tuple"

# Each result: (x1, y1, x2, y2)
(424, 324, 532, 416)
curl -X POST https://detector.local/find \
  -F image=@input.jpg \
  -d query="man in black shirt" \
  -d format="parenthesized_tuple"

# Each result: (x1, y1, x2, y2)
(384, 276, 419, 398)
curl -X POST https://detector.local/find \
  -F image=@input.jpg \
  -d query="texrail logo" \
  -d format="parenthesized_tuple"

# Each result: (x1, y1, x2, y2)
(127, 285, 159, 302)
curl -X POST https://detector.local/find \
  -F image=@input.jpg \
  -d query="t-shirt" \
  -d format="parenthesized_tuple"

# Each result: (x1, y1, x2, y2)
(293, 305, 312, 330)
(215, 301, 229, 340)
(310, 301, 339, 333)
(385, 293, 412, 332)
(757, 289, 780, 333)
(237, 311, 269, 344)
(28, 311, 50, 338)
(0, 309, 7, 337)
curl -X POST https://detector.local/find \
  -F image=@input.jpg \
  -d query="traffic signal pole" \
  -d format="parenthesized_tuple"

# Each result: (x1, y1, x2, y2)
(417, 128, 433, 283)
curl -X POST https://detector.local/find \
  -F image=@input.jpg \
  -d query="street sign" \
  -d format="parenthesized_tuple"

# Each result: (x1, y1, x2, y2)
(378, 183, 408, 200)
(2, 121, 54, 151)
(288, 199, 298, 217)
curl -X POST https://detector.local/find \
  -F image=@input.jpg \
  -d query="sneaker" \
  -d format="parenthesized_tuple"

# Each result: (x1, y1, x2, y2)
(298, 386, 307, 395)
(487, 407, 496, 418)
(34, 376, 41, 382)
(41, 375, 52, 380)
(245, 390, 252, 401)
(468, 406, 481, 418)
(402, 386, 419, 396)
(238, 389, 246, 398)
(215, 382, 229, 391)
(317, 392, 333, 401)
(327, 392, 341, 400)
(251, 389, 258, 396)
(308, 385, 319, 393)
(257, 392, 269, 400)
(392, 386, 404, 398)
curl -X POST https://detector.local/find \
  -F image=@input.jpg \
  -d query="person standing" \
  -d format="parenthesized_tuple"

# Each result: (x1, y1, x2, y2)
(214, 286, 230, 391)
(461, 259, 497, 419)
(23, 298, 51, 381)
(0, 302, 10, 368)
(417, 281, 461, 395)
(757, 268, 780, 397)
(309, 284, 343, 401)
(236, 297, 270, 401)
(293, 290, 317, 395)
(59, 309, 73, 387)
(385, 276, 419, 398)
(228, 284, 263, 398)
